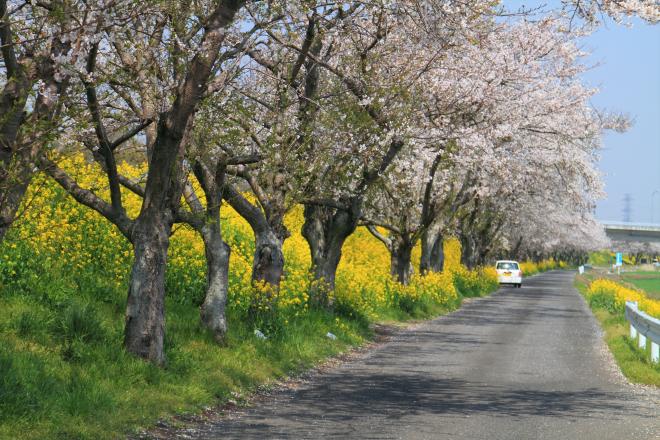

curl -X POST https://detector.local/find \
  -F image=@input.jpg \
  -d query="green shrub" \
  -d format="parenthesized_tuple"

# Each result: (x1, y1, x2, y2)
(588, 292, 620, 314)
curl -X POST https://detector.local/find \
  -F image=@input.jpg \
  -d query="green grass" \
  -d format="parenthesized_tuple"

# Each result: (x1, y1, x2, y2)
(575, 276, 660, 387)
(0, 291, 370, 439)
(579, 268, 660, 300)
(620, 271, 660, 300)
(0, 263, 489, 440)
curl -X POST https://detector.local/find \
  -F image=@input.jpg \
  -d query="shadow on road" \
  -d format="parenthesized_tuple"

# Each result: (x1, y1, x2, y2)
(211, 372, 642, 439)
(154, 271, 658, 440)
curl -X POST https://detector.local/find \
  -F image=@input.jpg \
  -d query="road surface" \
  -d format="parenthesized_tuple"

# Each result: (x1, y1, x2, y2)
(169, 271, 660, 439)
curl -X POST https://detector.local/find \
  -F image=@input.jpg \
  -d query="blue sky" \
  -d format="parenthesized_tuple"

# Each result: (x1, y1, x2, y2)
(581, 18, 660, 223)
(502, 2, 660, 224)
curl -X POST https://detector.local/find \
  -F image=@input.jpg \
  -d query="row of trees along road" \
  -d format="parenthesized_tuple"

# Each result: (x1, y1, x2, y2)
(0, 0, 657, 364)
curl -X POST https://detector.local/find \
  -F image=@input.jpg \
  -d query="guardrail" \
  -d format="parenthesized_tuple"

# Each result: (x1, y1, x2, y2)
(625, 301, 660, 363)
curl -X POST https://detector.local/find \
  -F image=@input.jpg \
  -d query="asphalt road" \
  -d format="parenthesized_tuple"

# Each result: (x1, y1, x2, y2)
(179, 271, 659, 439)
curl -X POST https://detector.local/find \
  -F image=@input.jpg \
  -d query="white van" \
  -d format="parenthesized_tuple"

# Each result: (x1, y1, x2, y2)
(495, 260, 522, 288)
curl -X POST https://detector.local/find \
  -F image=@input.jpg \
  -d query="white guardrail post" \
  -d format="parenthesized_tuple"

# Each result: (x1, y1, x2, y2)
(625, 301, 660, 363)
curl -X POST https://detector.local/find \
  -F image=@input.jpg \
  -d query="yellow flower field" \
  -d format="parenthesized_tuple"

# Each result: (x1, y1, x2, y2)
(0, 154, 500, 328)
(586, 279, 660, 318)
(520, 260, 567, 277)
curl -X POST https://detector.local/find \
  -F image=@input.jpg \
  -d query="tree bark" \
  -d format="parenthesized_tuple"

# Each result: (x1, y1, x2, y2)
(420, 229, 433, 275)
(460, 233, 477, 269)
(223, 184, 286, 289)
(189, 160, 233, 341)
(302, 203, 359, 306)
(123, 113, 187, 363)
(0, 58, 40, 241)
(390, 236, 414, 285)
(200, 218, 230, 342)
(124, 213, 170, 365)
(253, 228, 285, 287)
(511, 235, 524, 260)
(0, 155, 31, 241)
(0, 99, 30, 241)
(420, 229, 445, 274)
(429, 233, 444, 272)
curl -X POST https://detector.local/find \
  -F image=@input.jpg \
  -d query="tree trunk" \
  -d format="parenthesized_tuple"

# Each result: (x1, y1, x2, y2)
(476, 247, 489, 267)
(420, 229, 432, 275)
(0, 66, 31, 242)
(223, 184, 286, 290)
(253, 229, 285, 287)
(191, 159, 233, 342)
(122, 112, 189, 364)
(511, 235, 523, 260)
(420, 229, 445, 274)
(200, 219, 230, 342)
(123, 0, 246, 362)
(430, 233, 444, 272)
(473, 234, 489, 267)
(460, 233, 469, 267)
(310, 250, 343, 303)
(460, 233, 477, 269)
(302, 203, 358, 307)
(124, 213, 171, 365)
(0, 155, 31, 241)
(390, 237, 414, 285)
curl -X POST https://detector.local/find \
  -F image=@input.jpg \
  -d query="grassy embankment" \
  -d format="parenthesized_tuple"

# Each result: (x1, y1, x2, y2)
(0, 156, 519, 439)
(575, 268, 660, 386)
(620, 272, 660, 300)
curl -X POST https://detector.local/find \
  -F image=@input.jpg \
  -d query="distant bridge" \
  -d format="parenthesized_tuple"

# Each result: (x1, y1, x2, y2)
(601, 221, 660, 244)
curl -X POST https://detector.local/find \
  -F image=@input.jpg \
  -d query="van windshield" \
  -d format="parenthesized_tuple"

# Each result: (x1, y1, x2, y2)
(497, 262, 519, 270)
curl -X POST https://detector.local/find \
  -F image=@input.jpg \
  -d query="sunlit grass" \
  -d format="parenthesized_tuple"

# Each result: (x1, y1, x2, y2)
(0, 235, 496, 439)
(0, 287, 371, 439)
(575, 277, 660, 387)
(621, 272, 660, 300)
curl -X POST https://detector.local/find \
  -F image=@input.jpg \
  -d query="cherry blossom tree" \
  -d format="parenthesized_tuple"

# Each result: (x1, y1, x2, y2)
(215, 2, 359, 291)
(40, 0, 259, 364)
(563, 0, 659, 23)
(0, 0, 125, 241)
(360, 15, 616, 278)
(291, 0, 498, 302)
(2, 0, 639, 362)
